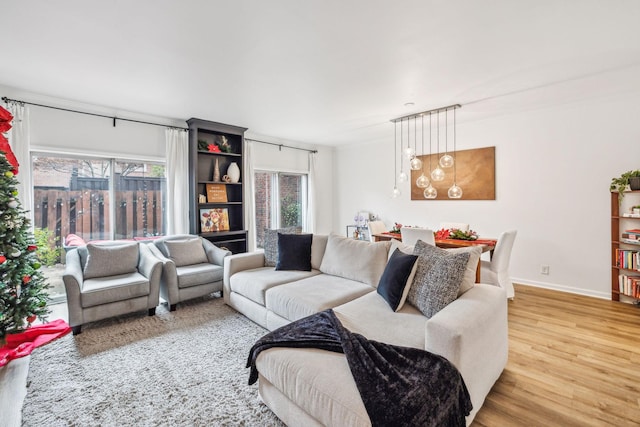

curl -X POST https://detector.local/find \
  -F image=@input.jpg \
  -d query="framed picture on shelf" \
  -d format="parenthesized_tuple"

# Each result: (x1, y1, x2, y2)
(200, 208, 230, 232)
(206, 183, 228, 202)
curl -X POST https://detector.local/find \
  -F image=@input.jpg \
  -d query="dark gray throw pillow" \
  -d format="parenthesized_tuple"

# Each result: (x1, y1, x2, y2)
(263, 226, 301, 267)
(407, 240, 470, 318)
(377, 248, 419, 311)
(276, 233, 313, 271)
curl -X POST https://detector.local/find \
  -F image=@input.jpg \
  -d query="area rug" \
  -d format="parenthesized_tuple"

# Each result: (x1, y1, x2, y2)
(21, 296, 284, 426)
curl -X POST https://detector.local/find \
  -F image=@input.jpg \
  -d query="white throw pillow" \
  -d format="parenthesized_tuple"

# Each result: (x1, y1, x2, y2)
(319, 234, 390, 287)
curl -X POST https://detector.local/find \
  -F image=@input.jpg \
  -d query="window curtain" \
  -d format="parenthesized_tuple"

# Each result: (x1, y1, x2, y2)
(306, 151, 317, 233)
(4, 102, 33, 226)
(245, 140, 257, 251)
(165, 128, 189, 235)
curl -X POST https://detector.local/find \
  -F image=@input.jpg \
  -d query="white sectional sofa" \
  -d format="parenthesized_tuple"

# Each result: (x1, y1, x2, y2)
(223, 233, 508, 426)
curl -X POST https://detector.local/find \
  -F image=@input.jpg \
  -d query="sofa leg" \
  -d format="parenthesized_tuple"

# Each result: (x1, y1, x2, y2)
(169, 304, 177, 312)
(148, 307, 156, 316)
(72, 325, 82, 335)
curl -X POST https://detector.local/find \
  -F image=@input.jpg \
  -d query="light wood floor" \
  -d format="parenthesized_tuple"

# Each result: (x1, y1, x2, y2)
(473, 284, 640, 427)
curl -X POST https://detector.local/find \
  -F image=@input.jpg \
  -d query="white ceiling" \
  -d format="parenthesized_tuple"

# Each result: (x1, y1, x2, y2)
(3, 0, 640, 146)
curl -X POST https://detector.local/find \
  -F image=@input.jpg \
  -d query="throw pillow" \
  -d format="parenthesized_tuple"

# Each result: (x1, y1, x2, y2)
(319, 233, 390, 287)
(263, 226, 301, 267)
(445, 246, 482, 296)
(276, 233, 313, 271)
(388, 239, 414, 260)
(377, 248, 419, 311)
(164, 238, 209, 267)
(407, 241, 471, 318)
(83, 242, 139, 279)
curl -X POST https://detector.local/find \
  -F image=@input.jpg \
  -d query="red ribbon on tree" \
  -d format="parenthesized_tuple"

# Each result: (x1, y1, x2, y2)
(0, 106, 19, 175)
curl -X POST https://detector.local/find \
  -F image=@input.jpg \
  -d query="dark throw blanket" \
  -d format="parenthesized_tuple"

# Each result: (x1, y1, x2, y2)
(247, 309, 472, 427)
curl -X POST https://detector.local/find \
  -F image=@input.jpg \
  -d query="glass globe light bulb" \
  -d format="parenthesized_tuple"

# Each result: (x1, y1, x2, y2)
(424, 185, 437, 199)
(398, 171, 408, 183)
(392, 186, 401, 198)
(409, 157, 422, 171)
(416, 173, 429, 188)
(448, 183, 463, 199)
(403, 147, 415, 159)
(431, 167, 445, 182)
(439, 154, 454, 168)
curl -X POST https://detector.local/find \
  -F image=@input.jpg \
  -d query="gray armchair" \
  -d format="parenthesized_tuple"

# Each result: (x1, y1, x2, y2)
(149, 235, 231, 311)
(63, 242, 162, 335)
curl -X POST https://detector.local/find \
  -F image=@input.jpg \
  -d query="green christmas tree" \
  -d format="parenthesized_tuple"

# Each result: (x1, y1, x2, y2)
(0, 106, 49, 339)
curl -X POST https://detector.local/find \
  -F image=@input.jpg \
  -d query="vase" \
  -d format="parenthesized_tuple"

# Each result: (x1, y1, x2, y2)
(213, 158, 220, 182)
(227, 162, 240, 183)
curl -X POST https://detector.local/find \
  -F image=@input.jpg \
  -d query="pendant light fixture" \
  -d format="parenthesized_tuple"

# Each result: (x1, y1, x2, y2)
(398, 117, 408, 183)
(439, 107, 454, 168)
(430, 109, 445, 182)
(409, 116, 423, 170)
(447, 107, 463, 198)
(403, 116, 416, 160)
(424, 111, 438, 199)
(415, 114, 429, 188)
(392, 120, 401, 198)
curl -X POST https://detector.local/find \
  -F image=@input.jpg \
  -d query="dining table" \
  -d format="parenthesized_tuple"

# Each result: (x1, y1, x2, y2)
(372, 232, 498, 283)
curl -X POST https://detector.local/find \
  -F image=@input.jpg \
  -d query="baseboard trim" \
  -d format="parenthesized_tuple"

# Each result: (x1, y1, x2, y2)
(512, 278, 610, 300)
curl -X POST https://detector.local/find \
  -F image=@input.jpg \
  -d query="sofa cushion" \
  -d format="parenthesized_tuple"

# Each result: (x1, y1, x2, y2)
(407, 241, 470, 318)
(310, 234, 328, 270)
(164, 238, 208, 267)
(319, 234, 390, 287)
(276, 233, 313, 271)
(83, 242, 139, 279)
(377, 248, 419, 311)
(230, 267, 320, 305)
(80, 271, 149, 308)
(264, 227, 301, 267)
(175, 263, 223, 288)
(334, 292, 428, 349)
(266, 274, 374, 322)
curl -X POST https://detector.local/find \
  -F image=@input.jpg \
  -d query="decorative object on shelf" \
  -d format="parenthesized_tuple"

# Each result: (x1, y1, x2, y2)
(213, 158, 221, 182)
(227, 162, 240, 183)
(218, 135, 232, 153)
(200, 208, 230, 232)
(198, 194, 206, 203)
(206, 183, 228, 203)
(222, 175, 231, 183)
(610, 170, 640, 203)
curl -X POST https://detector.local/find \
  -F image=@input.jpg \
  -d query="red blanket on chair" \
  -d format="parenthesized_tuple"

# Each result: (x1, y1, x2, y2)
(0, 319, 71, 367)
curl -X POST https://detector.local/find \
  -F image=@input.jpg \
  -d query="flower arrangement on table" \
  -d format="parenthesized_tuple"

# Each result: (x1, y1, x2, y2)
(390, 223, 402, 233)
(436, 228, 479, 241)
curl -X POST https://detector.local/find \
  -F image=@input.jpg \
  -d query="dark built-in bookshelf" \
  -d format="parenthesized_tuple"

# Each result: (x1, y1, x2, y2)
(187, 118, 248, 254)
(611, 190, 640, 301)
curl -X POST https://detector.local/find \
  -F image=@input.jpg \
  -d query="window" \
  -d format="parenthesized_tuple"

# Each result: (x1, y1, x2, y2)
(254, 171, 307, 248)
(31, 154, 166, 303)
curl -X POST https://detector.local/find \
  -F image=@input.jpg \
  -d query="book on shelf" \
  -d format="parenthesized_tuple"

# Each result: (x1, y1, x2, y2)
(618, 274, 640, 298)
(615, 248, 640, 270)
(622, 213, 640, 218)
(622, 233, 639, 240)
(620, 238, 640, 245)
(625, 228, 640, 233)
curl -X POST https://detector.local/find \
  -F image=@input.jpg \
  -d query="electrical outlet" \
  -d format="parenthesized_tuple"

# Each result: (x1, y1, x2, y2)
(540, 265, 550, 275)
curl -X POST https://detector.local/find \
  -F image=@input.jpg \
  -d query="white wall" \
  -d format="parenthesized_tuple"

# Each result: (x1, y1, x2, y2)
(334, 90, 640, 299)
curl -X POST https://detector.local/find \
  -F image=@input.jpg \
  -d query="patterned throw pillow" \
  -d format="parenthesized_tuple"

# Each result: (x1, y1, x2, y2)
(407, 240, 471, 318)
(263, 226, 301, 267)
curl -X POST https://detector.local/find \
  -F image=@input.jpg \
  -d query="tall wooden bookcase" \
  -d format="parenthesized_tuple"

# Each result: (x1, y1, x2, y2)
(187, 118, 248, 253)
(611, 190, 640, 302)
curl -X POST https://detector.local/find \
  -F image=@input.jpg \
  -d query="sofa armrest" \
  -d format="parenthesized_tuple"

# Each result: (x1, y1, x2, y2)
(137, 244, 162, 306)
(62, 249, 85, 327)
(425, 284, 508, 419)
(202, 238, 231, 266)
(223, 251, 266, 304)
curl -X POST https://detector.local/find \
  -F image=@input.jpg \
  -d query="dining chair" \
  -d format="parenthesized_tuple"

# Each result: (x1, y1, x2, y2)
(367, 220, 387, 242)
(400, 227, 435, 247)
(480, 230, 517, 299)
(439, 222, 470, 232)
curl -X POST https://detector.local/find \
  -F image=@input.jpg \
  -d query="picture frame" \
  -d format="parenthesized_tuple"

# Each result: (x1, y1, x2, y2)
(200, 208, 230, 232)
(206, 183, 228, 203)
